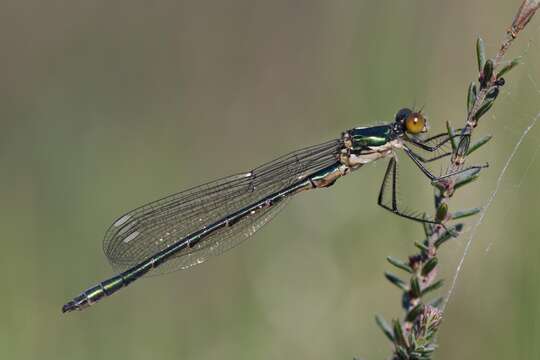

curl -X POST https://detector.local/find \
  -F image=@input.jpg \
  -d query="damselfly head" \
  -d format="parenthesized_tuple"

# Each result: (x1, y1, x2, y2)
(395, 108, 428, 135)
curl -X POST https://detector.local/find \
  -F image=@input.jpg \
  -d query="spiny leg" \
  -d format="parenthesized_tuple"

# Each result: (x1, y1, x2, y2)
(404, 132, 455, 162)
(405, 132, 461, 152)
(411, 151, 451, 163)
(403, 145, 487, 183)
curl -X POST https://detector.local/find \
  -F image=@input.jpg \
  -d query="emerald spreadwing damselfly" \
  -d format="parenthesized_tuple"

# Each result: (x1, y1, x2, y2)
(62, 108, 484, 313)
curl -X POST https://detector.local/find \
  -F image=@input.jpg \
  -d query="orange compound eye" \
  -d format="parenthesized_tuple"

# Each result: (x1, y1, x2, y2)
(405, 112, 426, 134)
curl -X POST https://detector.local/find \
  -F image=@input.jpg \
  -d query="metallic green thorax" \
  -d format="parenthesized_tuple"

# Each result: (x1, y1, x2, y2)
(348, 125, 392, 150)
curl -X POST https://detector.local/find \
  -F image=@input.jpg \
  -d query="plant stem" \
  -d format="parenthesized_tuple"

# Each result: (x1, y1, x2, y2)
(376, 2, 539, 359)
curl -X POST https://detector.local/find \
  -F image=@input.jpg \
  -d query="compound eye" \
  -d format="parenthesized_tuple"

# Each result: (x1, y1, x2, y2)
(395, 108, 412, 122)
(405, 112, 426, 134)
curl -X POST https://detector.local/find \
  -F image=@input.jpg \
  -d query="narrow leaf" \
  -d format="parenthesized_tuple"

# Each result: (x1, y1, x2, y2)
(410, 277, 422, 298)
(409, 332, 418, 348)
(422, 257, 439, 276)
(414, 241, 430, 253)
(417, 346, 437, 355)
(375, 315, 395, 342)
(451, 207, 481, 220)
(395, 345, 409, 359)
(387, 256, 413, 273)
(385, 272, 408, 291)
(393, 319, 408, 348)
(434, 224, 463, 248)
(481, 59, 494, 86)
(497, 57, 521, 78)
(453, 167, 481, 190)
(466, 135, 493, 155)
(405, 303, 424, 322)
(476, 37, 486, 72)
(466, 82, 477, 114)
(474, 99, 494, 120)
(422, 279, 444, 296)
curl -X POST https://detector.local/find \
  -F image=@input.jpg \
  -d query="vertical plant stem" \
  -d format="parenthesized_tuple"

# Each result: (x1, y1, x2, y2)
(375, 2, 539, 359)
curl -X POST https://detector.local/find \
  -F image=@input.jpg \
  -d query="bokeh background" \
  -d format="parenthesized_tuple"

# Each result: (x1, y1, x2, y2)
(2, 1, 540, 359)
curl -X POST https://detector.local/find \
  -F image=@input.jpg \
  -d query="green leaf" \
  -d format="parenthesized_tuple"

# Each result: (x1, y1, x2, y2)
(453, 167, 481, 190)
(474, 98, 494, 120)
(451, 207, 481, 220)
(385, 272, 408, 291)
(375, 314, 395, 342)
(497, 57, 521, 79)
(466, 82, 477, 114)
(414, 241, 430, 253)
(393, 319, 408, 348)
(422, 279, 444, 296)
(405, 303, 424, 322)
(387, 256, 413, 273)
(422, 257, 439, 276)
(466, 135, 492, 155)
(395, 345, 409, 359)
(476, 36, 486, 72)
(481, 59, 494, 86)
(410, 277, 422, 298)
(434, 224, 463, 248)
(409, 332, 418, 349)
(414, 346, 436, 357)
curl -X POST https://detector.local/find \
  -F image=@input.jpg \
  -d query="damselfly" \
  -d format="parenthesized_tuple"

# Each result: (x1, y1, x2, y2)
(62, 108, 482, 313)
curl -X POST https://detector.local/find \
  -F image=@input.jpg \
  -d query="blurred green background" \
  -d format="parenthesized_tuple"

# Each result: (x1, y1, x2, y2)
(1, 1, 540, 359)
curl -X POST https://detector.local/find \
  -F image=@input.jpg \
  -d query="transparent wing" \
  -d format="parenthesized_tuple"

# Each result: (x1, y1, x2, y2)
(103, 139, 341, 274)
(151, 197, 290, 275)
